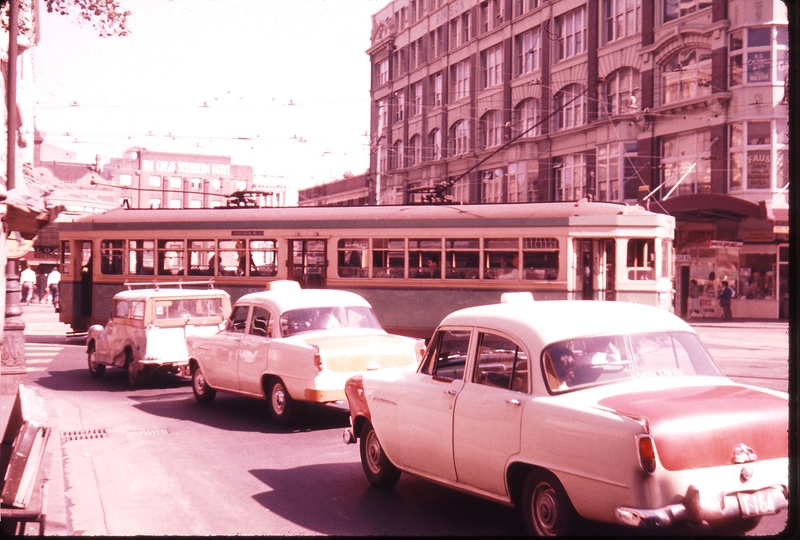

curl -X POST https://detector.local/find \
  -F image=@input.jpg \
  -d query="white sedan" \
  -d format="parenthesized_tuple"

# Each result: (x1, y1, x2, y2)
(186, 280, 424, 424)
(344, 293, 788, 535)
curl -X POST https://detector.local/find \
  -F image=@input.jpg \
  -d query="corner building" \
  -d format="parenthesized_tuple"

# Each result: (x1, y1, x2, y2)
(368, 0, 789, 319)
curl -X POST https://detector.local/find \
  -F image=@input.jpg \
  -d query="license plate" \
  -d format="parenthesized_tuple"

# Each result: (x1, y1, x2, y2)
(737, 489, 777, 517)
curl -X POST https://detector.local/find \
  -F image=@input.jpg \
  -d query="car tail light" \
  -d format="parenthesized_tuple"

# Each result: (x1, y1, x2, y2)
(637, 434, 657, 474)
(314, 349, 323, 372)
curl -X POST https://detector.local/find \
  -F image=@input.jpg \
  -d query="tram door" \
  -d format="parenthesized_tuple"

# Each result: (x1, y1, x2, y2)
(77, 241, 93, 318)
(289, 239, 327, 288)
(575, 239, 616, 301)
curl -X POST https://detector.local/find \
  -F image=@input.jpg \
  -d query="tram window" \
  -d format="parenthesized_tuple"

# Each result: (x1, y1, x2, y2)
(338, 239, 368, 278)
(661, 239, 672, 280)
(188, 240, 215, 276)
(128, 240, 155, 275)
(61, 241, 71, 275)
(627, 239, 655, 280)
(157, 240, 185, 276)
(484, 239, 519, 280)
(372, 238, 404, 278)
(523, 237, 560, 280)
(445, 239, 479, 279)
(409, 239, 442, 278)
(100, 240, 124, 275)
(249, 240, 278, 277)
(219, 240, 246, 276)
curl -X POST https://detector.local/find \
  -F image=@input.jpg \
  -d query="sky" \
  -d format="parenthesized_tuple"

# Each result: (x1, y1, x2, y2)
(33, 0, 388, 192)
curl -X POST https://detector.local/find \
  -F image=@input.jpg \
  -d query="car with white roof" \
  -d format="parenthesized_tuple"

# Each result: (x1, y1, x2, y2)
(86, 286, 231, 388)
(343, 293, 788, 535)
(186, 280, 425, 424)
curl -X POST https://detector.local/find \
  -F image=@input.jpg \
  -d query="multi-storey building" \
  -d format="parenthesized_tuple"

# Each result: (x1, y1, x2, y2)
(367, 0, 789, 319)
(104, 148, 253, 209)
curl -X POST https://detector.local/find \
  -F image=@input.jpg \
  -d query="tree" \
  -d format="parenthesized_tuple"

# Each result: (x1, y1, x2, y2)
(0, 0, 130, 37)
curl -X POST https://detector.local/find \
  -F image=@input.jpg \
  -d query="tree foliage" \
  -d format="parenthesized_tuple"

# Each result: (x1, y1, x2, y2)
(43, 0, 130, 37)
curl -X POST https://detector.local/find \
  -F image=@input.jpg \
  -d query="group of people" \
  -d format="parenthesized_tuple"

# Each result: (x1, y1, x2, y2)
(19, 264, 60, 308)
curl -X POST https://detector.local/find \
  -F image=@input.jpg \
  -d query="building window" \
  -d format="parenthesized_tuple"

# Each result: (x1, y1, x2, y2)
(664, 0, 711, 23)
(481, 168, 506, 203)
(554, 84, 585, 131)
(169, 176, 182, 188)
(479, 0, 504, 34)
(410, 82, 422, 116)
(377, 99, 387, 132)
(661, 130, 712, 197)
(430, 128, 442, 160)
(451, 120, 470, 156)
(395, 90, 405, 123)
(119, 174, 132, 186)
(376, 59, 389, 87)
(393, 46, 408, 77)
(392, 140, 404, 170)
(409, 134, 422, 166)
(603, 0, 640, 44)
(149, 198, 161, 209)
(189, 199, 202, 208)
(430, 25, 445, 57)
(730, 26, 787, 87)
(514, 0, 540, 17)
(450, 175, 470, 203)
(431, 72, 443, 107)
(479, 110, 503, 149)
(452, 60, 471, 101)
(554, 154, 586, 201)
(148, 175, 162, 188)
(514, 98, 539, 137)
(515, 27, 540, 76)
(481, 43, 504, 89)
(410, 0, 423, 24)
(601, 68, 640, 116)
(409, 38, 423, 70)
(596, 142, 637, 202)
(661, 47, 712, 105)
(169, 199, 181, 209)
(461, 12, 471, 44)
(730, 121, 781, 191)
(190, 177, 202, 189)
(555, 6, 586, 62)
(507, 162, 528, 202)
(210, 179, 222, 190)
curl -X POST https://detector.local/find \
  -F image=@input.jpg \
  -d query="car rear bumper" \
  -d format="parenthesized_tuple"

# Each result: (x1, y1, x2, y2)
(615, 484, 788, 527)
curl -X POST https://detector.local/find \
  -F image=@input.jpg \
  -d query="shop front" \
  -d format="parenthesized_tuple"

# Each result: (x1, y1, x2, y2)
(658, 194, 788, 320)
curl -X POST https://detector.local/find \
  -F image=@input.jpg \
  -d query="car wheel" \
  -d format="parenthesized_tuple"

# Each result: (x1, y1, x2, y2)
(191, 364, 216, 403)
(87, 343, 105, 378)
(268, 378, 294, 424)
(522, 470, 578, 536)
(359, 421, 401, 488)
(126, 352, 145, 389)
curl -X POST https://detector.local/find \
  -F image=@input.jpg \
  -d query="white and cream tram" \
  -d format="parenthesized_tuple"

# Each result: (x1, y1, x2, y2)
(56, 200, 675, 338)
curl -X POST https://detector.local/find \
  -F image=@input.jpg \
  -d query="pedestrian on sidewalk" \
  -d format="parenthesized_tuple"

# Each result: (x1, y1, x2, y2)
(20, 264, 36, 305)
(718, 280, 735, 321)
(47, 267, 61, 310)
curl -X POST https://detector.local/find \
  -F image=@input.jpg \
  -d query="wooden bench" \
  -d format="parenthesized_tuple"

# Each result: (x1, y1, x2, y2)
(1, 385, 50, 536)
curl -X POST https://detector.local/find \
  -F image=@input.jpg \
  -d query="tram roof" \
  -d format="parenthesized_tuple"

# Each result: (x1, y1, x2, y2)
(58, 200, 674, 232)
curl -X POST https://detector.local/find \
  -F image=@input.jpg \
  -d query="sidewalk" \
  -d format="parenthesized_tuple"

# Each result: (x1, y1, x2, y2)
(1, 303, 71, 535)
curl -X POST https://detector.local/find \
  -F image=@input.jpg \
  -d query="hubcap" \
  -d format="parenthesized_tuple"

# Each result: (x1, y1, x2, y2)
(194, 371, 205, 392)
(533, 484, 560, 536)
(89, 352, 98, 370)
(365, 431, 382, 473)
(272, 384, 285, 414)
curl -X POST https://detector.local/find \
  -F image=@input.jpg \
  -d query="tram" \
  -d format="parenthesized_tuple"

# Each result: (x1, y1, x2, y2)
(56, 200, 675, 338)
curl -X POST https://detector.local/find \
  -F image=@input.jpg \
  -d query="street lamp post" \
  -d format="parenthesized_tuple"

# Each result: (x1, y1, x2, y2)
(1, 0, 27, 393)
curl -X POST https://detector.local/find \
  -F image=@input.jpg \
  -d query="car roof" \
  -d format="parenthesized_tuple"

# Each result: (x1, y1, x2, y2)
(111, 288, 231, 301)
(439, 300, 694, 347)
(236, 287, 372, 313)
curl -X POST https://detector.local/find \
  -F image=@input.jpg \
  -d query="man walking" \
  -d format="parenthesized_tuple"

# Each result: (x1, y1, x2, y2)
(719, 280, 735, 321)
(20, 264, 36, 305)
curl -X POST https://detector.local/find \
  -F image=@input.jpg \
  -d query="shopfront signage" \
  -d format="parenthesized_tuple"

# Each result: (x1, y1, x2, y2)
(709, 240, 743, 248)
(675, 254, 691, 263)
(142, 159, 231, 177)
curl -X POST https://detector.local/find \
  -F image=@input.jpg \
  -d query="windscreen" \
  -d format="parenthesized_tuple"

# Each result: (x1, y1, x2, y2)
(542, 332, 722, 393)
(279, 306, 382, 336)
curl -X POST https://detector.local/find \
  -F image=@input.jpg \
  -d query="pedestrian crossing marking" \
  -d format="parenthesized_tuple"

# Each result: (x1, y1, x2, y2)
(24, 343, 65, 370)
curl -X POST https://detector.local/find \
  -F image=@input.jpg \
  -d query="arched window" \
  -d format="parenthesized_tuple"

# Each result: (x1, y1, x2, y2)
(408, 134, 422, 166)
(514, 99, 539, 137)
(479, 110, 502, 149)
(553, 84, 585, 131)
(451, 120, 470, 156)
(429, 128, 442, 160)
(392, 140, 404, 170)
(661, 47, 712, 105)
(602, 68, 640, 116)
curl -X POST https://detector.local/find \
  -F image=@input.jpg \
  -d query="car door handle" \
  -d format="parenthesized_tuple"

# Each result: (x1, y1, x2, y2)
(196, 345, 211, 350)
(506, 398, 521, 406)
(445, 389, 457, 395)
